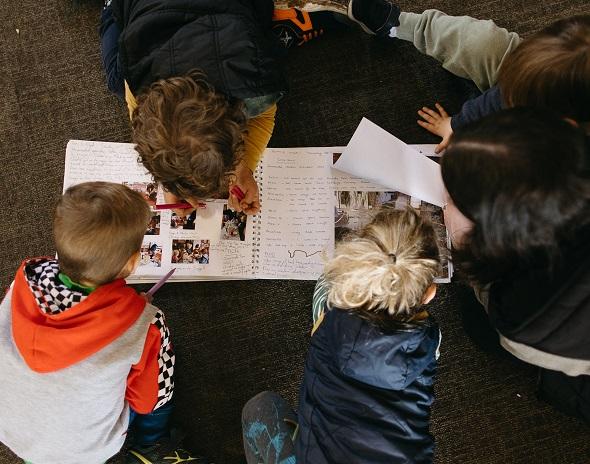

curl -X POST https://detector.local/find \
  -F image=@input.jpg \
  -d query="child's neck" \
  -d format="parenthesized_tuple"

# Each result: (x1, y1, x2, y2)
(58, 273, 96, 295)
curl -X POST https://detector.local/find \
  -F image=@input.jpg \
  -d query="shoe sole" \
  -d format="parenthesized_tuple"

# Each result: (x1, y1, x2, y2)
(274, 0, 376, 35)
(274, 0, 348, 15)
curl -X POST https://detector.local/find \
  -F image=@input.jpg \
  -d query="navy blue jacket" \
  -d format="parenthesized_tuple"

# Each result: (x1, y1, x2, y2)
(451, 86, 504, 130)
(296, 308, 440, 464)
(111, 0, 287, 100)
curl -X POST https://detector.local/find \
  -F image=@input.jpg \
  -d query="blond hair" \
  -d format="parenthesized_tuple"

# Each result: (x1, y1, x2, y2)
(325, 208, 441, 323)
(54, 182, 151, 286)
(132, 70, 247, 200)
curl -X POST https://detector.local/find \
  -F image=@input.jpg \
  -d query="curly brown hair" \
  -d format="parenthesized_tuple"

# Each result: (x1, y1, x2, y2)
(132, 71, 247, 200)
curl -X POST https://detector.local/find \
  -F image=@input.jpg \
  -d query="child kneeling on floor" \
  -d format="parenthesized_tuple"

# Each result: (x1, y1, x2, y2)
(0, 182, 203, 464)
(242, 207, 442, 463)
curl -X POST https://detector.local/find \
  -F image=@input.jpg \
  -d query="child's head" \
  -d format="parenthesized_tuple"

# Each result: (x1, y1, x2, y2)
(54, 182, 151, 286)
(442, 107, 590, 284)
(324, 208, 441, 325)
(132, 70, 247, 201)
(498, 15, 590, 127)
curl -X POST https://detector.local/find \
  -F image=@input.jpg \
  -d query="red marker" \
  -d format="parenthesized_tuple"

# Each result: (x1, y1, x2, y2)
(155, 201, 206, 210)
(230, 185, 245, 202)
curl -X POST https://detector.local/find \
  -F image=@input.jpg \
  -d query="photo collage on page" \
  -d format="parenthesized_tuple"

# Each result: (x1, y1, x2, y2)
(123, 182, 164, 269)
(122, 180, 253, 278)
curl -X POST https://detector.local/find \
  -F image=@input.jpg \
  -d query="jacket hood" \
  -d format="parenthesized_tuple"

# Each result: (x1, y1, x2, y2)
(325, 309, 440, 391)
(11, 258, 146, 373)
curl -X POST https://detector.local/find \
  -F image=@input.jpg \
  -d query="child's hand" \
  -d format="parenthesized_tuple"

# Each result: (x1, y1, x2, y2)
(229, 162, 261, 215)
(163, 190, 196, 217)
(140, 292, 154, 304)
(417, 103, 453, 154)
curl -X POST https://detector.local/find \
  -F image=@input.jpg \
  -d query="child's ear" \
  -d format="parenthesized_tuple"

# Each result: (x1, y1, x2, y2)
(422, 284, 437, 305)
(564, 117, 579, 128)
(117, 251, 141, 279)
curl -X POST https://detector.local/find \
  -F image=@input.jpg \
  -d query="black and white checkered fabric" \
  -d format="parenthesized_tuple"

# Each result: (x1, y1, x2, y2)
(152, 309, 175, 409)
(24, 260, 87, 315)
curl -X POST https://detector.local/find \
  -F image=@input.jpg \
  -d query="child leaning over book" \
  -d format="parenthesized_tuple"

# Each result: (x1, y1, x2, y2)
(242, 207, 442, 463)
(0, 182, 204, 464)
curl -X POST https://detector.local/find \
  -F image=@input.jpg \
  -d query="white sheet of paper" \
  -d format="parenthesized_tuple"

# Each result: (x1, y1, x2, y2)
(334, 118, 445, 207)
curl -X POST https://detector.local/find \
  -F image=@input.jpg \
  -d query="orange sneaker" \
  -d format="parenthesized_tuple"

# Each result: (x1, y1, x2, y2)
(272, 8, 328, 47)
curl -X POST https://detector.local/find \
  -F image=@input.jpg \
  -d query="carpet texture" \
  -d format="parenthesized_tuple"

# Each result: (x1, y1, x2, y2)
(1, 0, 589, 463)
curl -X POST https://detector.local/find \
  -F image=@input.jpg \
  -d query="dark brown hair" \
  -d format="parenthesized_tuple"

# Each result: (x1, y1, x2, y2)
(442, 108, 590, 285)
(498, 15, 590, 123)
(132, 70, 247, 200)
(54, 182, 151, 285)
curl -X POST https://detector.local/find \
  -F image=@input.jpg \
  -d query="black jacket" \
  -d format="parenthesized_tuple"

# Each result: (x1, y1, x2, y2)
(487, 225, 590, 375)
(111, 0, 287, 99)
(296, 308, 439, 463)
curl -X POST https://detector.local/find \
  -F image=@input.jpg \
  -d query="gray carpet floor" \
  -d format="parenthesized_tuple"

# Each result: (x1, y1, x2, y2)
(1, 0, 590, 463)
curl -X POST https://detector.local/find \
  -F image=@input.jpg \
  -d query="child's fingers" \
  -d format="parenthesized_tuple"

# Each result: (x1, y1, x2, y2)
(228, 194, 243, 212)
(417, 119, 439, 135)
(417, 109, 436, 123)
(417, 119, 432, 129)
(421, 106, 441, 119)
(241, 200, 261, 215)
(140, 292, 154, 304)
(435, 103, 448, 117)
(173, 207, 194, 217)
(435, 138, 450, 154)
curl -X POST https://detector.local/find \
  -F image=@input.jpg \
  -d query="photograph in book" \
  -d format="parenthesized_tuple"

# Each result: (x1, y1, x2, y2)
(334, 191, 451, 280)
(146, 211, 161, 236)
(123, 181, 158, 206)
(170, 211, 196, 230)
(139, 239, 163, 268)
(171, 239, 210, 265)
(221, 204, 248, 241)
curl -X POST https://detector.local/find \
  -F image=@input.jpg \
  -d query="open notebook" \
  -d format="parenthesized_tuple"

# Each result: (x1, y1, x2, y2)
(64, 134, 452, 283)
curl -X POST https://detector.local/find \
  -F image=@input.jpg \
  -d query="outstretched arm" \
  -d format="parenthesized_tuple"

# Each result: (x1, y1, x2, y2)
(418, 87, 504, 151)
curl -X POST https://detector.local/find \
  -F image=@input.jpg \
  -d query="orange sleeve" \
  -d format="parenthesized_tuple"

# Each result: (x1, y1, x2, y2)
(126, 324, 161, 414)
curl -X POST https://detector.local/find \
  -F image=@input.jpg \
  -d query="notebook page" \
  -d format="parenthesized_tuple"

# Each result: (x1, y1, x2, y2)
(64, 140, 253, 283)
(256, 148, 335, 280)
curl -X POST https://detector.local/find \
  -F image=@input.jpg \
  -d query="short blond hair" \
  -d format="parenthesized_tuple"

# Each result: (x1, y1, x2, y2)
(54, 182, 151, 286)
(325, 208, 441, 323)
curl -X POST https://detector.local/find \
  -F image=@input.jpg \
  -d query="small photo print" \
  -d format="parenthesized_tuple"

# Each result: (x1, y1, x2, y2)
(146, 212, 161, 236)
(170, 210, 196, 230)
(171, 239, 210, 265)
(221, 204, 247, 241)
(139, 241, 162, 268)
(123, 182, 158, 206)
